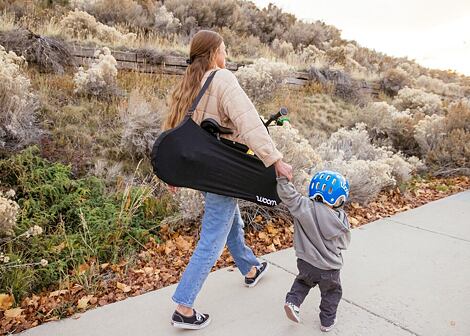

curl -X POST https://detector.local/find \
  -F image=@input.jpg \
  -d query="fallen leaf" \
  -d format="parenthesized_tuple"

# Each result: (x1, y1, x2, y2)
(258, 232, 268, 240)
(77, 295, 94, 309)
(25, 294, 40, 308)
(266, 243, 276, 252)
(71, 284, 84, 295)
(49, 290, 68, 298)
(266, 225, 278, 235)
(172, 259, 183, 267)
(273, 237, 281, 246)
(52, 242, 66, 253)
(4, 308, 23, 318)
(0, 293, 14, 311)
(116, 282, 131, 293)
(143, 267, 154, 275)
(77, 263, 90, 275)
(160, 272, 172, 282)
(100, 263, 109, 270)
(175, 236, 192, 251)
(45, 316, 60, 322)
(164, 241, 175, 255)
(98, 298, 108, 306)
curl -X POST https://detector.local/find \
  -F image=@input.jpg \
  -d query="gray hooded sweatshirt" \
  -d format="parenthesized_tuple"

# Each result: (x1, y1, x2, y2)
(277, 177, 351, 270)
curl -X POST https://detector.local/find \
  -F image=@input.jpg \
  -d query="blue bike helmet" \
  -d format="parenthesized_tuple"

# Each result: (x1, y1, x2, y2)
(308, 170, 350, 207)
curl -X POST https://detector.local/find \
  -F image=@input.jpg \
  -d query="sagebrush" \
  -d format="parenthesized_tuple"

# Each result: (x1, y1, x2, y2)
(392, 87, 442, 116)
(0, 192, 19, 237)
(236, 58, 291, 104)
(73, 47, 119, 97)
(0, 46, 40, 150)
(119, 90, 164, 160)
(60, 9, 136, 44)
(312, 123, 418, 204)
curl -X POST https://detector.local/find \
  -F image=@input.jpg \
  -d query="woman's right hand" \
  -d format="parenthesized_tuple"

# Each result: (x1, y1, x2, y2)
(274, 160, 293, 181)
(167, 185, 178, 194)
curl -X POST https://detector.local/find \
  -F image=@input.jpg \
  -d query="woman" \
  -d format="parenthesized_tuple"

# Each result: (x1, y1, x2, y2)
(164, 30, 293, 330)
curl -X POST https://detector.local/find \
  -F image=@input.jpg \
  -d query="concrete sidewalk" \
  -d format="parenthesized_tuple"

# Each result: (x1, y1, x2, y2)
(22, 191, 470, 336)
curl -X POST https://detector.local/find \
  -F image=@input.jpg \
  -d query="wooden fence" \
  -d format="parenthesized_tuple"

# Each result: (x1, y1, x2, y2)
(71, 45, 381, 96)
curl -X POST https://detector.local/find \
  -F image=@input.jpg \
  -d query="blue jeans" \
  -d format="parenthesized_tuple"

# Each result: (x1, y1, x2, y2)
(172, 192, 260, 307)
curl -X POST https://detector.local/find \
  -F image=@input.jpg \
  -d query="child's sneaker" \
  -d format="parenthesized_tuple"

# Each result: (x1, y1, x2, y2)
(320, 318, 337, 332)
(171, 309, 211, 330)
(244, 261, 269, 287)
(284, 302, 300, 323)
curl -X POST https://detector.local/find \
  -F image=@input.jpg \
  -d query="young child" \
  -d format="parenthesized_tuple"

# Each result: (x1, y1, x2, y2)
(276, 170, 351, 332)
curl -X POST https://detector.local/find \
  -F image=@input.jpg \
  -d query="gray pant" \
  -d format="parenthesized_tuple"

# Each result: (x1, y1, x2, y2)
(286, 258, 342, 327)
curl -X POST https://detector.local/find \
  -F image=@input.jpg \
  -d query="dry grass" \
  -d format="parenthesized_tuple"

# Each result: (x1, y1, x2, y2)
(258, 87, 358, 147)
(27, 65, 178, 175)
(294, 93, 358, 146)
(307, 65, 370, 105)
(0, 10, 16, 31)
(1, 8, 189, 57)
(256, 86, 313, 122)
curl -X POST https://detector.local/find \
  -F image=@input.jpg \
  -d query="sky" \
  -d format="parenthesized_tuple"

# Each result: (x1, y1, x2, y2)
(253, 0, 470, 76)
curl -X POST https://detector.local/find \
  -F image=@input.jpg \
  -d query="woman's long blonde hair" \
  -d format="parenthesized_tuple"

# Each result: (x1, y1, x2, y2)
(163, 30, 223, 130)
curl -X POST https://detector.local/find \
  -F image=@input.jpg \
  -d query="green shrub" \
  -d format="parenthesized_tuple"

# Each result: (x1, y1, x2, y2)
(0, 146, 173, 300)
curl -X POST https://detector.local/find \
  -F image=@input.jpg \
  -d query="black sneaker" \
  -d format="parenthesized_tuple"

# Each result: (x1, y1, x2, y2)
(171, 309, 211, 330)
(244, 261, 269, 288)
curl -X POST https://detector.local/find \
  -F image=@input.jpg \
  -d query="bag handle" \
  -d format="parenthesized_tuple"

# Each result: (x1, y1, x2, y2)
(186, 70, 219, 117)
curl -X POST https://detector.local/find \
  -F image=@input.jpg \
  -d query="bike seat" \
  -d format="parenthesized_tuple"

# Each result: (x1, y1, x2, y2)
(201, 118, 233, 135)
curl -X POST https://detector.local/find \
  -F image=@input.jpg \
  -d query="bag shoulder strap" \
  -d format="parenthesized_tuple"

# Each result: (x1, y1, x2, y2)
(186, 70, 219, 117)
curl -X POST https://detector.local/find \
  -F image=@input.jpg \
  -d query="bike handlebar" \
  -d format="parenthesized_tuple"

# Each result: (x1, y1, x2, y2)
(264, 107, 288, 127)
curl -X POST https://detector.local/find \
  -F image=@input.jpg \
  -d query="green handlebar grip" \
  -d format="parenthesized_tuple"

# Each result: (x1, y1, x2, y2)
(276, 116, 290, 126)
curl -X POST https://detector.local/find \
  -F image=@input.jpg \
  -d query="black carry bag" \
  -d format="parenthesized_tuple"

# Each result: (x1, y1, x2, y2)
(151, 70, 281, 207)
